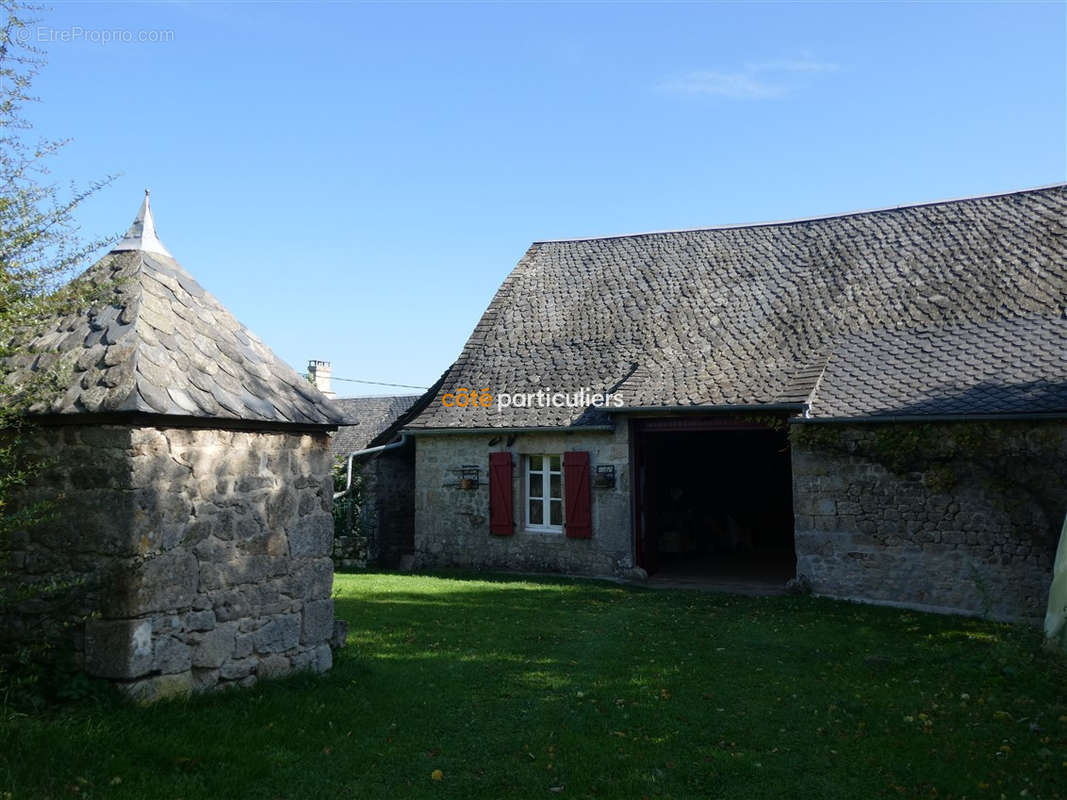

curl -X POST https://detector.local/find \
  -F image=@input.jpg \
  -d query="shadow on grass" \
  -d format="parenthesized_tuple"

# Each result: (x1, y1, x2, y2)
(1, 572, 1065, 800)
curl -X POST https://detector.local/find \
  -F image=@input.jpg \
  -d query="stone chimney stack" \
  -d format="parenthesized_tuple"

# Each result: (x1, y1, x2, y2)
(307, 360, 336, 398)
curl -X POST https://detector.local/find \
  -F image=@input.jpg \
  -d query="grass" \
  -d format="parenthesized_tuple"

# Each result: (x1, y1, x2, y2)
(2, 572, 1067, 799)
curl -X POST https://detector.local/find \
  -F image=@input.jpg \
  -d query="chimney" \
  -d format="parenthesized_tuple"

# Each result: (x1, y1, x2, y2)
(307, 360, 336, 398)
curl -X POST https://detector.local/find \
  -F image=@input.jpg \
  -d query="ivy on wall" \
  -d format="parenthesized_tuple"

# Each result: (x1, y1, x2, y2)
(332, 459, 367, 566)
(790, 419, 1067, 544)
(733, 413, 790, 432)
(332, 458, 362, 537)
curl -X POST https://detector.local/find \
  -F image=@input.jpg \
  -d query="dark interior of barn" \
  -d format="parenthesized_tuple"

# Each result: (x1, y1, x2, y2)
(638, 428, 796, 586)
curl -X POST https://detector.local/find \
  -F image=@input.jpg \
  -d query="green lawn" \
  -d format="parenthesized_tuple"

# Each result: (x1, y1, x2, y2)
(2, 573, 1066, 799)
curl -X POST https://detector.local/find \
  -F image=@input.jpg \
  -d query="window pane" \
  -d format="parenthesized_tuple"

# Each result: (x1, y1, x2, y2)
(549, 455, 561, 472)
(529, 455, 543, 471)
(549, 499, 562, 526)
(530, 473, 543, 500)
(549, 473, 561, 499)
(529, 500, 543, 526)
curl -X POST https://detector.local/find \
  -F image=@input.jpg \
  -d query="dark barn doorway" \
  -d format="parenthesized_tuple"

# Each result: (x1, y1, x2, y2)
(633, 417, 796, 590)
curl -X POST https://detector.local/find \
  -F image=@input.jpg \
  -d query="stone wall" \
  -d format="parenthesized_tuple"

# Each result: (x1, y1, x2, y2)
(413, 427, 633, 576)
(2, 424, 131, 653)
(332, 533, 366, 571)
(792, 420, 1067, 621)
(3, 423, 340, 701)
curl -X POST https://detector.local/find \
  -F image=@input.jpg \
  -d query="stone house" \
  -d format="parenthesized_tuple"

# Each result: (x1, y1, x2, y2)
(1, 193, 349, 700)
(402, 184, 1067, 621)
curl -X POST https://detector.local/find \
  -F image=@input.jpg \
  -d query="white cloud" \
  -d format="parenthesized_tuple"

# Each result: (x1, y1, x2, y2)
(748, 57, 840, 73)
(661, 70, 784, 99)
(661, 53, 840, 100)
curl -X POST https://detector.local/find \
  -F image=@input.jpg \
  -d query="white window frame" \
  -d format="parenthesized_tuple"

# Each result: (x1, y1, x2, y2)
(525, 454, 563, 532)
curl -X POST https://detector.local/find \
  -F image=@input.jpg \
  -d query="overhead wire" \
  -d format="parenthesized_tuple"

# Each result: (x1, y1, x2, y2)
(329, 376, 430, 391)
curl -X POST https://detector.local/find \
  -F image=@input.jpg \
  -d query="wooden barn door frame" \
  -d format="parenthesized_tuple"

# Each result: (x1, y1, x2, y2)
(630, 415, 789, 574)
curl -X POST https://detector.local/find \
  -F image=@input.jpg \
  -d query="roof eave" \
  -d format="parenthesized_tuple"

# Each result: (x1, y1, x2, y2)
(26, 410, 341, 434)
(793, 411, 1067, 424)
(403, 424, 616, 436)
(607, 403, 807, 415)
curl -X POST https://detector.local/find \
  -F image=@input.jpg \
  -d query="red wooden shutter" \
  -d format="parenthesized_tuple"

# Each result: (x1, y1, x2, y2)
(488, 451, 514, 536)
(563, 451, 592, 539)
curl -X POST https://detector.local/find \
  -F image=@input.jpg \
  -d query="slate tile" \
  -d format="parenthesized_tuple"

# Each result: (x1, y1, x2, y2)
(5, 245, 345, 427)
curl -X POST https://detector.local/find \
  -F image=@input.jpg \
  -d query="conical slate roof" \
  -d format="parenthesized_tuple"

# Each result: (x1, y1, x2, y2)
(6, 192, 347, 427)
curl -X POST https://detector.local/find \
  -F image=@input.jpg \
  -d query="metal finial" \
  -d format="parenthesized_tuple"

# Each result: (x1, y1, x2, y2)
(111, 190, 171, 257)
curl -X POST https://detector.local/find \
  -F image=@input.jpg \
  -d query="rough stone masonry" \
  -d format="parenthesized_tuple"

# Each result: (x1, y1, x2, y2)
(5, 423, 343, 702)
(792, 420, 1067, 621)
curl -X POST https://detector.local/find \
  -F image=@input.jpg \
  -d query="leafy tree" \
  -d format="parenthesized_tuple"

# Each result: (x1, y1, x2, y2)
(0, 1, 114, 707)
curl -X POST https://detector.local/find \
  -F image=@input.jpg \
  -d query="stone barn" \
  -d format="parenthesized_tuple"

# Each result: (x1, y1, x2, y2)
(1, 193, 348, 700)
(400, 184, 1067, 621)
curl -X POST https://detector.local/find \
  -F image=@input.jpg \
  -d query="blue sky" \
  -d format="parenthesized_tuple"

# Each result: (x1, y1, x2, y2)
(25, 1, 1067, 396)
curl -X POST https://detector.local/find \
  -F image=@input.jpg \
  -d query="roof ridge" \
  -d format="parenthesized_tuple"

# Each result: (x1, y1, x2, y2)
(117, 294, 149, 414)
(533, 183, 1067, 244)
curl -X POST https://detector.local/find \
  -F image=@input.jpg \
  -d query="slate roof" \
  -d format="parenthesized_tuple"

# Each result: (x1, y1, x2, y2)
(806, 314, 1067, 418)
(330, 395, 421, 457)
(4, 194, 348, 428)
(409, 184, 1067, 429)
